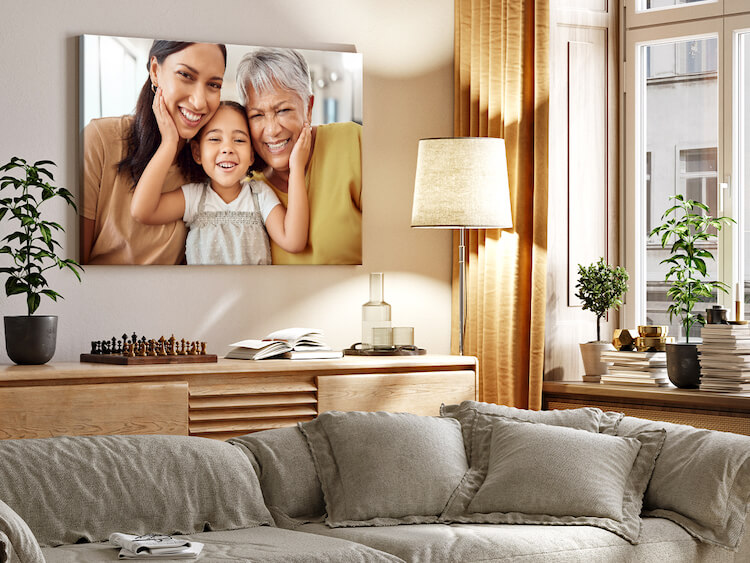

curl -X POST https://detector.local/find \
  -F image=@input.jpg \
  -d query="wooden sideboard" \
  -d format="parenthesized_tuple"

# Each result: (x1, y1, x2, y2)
(543, 381, 750, 435)
(0, 355, 477, 441)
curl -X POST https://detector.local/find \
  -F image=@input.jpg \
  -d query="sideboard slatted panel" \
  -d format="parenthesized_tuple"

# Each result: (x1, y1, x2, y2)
(187, 374, 318, 437)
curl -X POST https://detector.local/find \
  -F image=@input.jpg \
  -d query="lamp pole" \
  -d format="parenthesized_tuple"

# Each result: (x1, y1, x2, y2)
(459, 227, 466, 355)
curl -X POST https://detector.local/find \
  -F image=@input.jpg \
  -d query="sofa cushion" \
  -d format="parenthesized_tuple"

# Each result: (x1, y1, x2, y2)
(440, 401, 623, 462)
(296, 518, 736, 563)
(40, 527, 404, 562)
(440, 417, 666, 543)
(229, 426, 325, 522)
(0, 498, 44, 563)
(618, 416, 750, 550)
(0, 435, 274, 547)
(299, 411, 468, 527)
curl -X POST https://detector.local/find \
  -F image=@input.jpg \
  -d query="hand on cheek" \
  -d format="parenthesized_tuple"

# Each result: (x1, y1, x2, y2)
(153, 88, 180, 151)
(289, 123, 312, 172)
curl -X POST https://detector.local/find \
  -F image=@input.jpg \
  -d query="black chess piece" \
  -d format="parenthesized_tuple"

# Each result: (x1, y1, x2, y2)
(90, 341, 100, 355)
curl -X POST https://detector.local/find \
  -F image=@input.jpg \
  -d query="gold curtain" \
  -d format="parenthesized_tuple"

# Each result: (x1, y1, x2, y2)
(454, 0, 549, 409)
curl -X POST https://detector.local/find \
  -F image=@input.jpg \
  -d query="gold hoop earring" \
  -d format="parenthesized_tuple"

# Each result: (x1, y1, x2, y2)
(151, 83, 157, 94)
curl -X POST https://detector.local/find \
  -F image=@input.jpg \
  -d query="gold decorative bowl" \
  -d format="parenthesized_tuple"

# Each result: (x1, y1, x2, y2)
(638, 325, 669, 338)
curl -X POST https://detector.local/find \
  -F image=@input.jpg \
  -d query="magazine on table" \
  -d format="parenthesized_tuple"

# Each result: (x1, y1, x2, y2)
(109, 533, 203, 559)
(225, 328, 341, 360)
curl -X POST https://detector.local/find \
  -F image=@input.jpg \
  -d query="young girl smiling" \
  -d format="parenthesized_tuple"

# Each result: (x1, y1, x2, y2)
(131, 93, 310, 264)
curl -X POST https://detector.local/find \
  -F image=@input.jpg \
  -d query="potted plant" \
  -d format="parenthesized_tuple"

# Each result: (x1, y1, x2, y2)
(575, 257, 629, 377)
(0, 157, 83, 364)
(649, 194, 733, 388)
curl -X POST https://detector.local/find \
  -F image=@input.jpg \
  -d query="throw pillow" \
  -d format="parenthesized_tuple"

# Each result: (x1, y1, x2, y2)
(618, 416, 750, 550)
(299, 411, 468, 527)
(440, 416, 666, 543)
(230, 427, 325, 524)
(0, 499, 44, 563)
(441, 401, 622, 464)
(0, 435, 274, 547)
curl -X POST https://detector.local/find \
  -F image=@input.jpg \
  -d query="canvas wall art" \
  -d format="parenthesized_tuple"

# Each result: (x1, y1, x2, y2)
(80, 34, 363, 265)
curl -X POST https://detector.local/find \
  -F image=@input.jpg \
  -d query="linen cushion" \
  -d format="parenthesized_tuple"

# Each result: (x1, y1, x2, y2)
(441, 417, 666, 543)
(299, 411, 468, 527)
(618, 416, 750, 550)
(40, 527, 404, 563)
(0, 435, 274, 547)
(297, 517, 738, 563)
(229, 426, 325, 522)
(0, 499, 44, 563)
(441, 401, 623, 464)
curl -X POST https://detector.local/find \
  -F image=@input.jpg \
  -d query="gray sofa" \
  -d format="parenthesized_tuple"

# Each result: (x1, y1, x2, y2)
(1, 401, 749, 562)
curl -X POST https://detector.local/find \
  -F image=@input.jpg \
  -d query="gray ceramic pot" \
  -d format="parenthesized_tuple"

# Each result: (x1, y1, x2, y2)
(4, 315, 58, 365)
(665, 342, 700, 389)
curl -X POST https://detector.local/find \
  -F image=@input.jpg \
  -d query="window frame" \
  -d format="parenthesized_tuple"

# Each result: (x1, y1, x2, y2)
(622, 17, 726, 329)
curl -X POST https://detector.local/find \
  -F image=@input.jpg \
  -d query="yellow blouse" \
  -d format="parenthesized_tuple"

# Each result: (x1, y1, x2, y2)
(256, 121, 362, 265)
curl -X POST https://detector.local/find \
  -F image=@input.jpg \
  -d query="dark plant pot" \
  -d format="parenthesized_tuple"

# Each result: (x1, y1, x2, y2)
(4, 315, 58, 365)
(666, 342, 700, 389)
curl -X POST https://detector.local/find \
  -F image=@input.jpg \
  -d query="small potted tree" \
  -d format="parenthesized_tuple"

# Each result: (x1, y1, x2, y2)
(575, 258, 629, 377)
(650, 194, 732, 388)
(1, 157, 83, 364)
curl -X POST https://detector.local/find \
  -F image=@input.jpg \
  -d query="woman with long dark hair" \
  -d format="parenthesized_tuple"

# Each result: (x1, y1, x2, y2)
(81, 40, 227, 264)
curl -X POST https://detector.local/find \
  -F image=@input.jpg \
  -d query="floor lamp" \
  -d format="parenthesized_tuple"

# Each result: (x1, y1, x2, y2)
(411, 138, 513, 355)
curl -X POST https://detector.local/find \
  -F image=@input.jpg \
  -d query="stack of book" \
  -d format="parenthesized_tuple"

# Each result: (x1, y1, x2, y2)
(599, 350, 670, 387)
(698, 324, 750, 392)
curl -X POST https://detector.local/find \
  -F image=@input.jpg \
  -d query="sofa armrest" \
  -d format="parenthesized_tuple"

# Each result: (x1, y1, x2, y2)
(0, 499, 44, 563)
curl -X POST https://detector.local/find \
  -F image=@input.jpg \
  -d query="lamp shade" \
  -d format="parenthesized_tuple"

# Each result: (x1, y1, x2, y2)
(411, 137, 512, 229)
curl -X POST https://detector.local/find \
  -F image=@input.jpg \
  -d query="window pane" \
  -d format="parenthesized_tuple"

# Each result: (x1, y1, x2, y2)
(643, 0, 716, 11)
(643, 36, 719, 339)
(684, 147, 717, 172)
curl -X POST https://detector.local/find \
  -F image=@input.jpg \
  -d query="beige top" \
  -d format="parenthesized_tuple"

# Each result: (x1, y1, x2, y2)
(82, 116, 188, 265)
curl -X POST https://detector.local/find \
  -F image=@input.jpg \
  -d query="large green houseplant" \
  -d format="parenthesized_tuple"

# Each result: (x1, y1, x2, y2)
(649, 194, 733, 387)
(0, 157, 83, 364)
(575, 258, 629, 377)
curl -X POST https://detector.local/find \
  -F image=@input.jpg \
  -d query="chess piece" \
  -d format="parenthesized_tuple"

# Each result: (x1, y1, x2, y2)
(168, 335, 177, 355)
(180, 339, 187, 355)
(200, 342, 206, 355)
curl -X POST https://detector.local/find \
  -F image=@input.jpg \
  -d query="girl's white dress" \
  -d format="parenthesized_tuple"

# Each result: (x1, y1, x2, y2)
(181, 179, 280, 265)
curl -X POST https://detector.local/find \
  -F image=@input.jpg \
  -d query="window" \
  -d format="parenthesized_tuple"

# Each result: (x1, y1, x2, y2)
(642, 0, 717, 12)
(623, 1, 750, 335)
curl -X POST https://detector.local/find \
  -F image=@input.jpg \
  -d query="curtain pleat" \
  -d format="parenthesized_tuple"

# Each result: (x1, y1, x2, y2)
(454, 0, 549, 409)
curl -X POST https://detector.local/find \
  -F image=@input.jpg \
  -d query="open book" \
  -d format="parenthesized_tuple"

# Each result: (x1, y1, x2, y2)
(225, 328, 343, 360)
(109, 533, 203, 559)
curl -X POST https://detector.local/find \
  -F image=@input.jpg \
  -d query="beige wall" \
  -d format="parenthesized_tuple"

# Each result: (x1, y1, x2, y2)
(0, 0, 455, 363)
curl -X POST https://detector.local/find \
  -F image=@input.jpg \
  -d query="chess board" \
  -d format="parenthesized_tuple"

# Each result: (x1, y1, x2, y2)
(79, 353, 218, 365)
(80, 333, 217, 365)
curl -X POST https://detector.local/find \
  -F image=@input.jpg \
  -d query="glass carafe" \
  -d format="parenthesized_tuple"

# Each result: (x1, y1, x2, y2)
(361, 272, 391, 349)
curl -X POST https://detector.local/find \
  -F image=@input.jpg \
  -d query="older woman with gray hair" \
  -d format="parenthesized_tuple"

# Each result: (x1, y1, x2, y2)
(236, 47, 362, 264)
